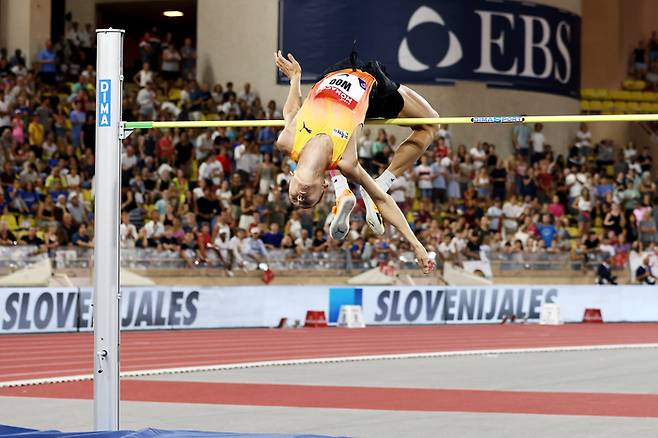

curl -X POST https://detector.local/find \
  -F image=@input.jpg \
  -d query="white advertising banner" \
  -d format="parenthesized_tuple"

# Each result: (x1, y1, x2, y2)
(551, 286, 658, 322)
(0, 288, 80, 333)
(0, 286, 329, 333)
(181, 286, 328, 329)
(361, 285, 658, 324)
(2, 285, 658, 333)
(81, 286, 327, 331)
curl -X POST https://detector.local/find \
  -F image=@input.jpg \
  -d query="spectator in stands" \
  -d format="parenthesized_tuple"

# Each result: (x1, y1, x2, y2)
(575, 123, 592, 155)
(546, 194, 564, 218)
(238, 82, 258, 104)
(134, 62, 154, 88)
(632, 39, 648, 78)
(603, 202, 625, 237)
(120, 212, 137, 248)
(57, 213, 75, 246)
(228, 228, 247, 267)
(486, 199, 502, 234)
(262, 222, 283, 249)
(636, 256, 656, 284)
(159, 225, 181, 252)
(638, 146, 653, 172)
(0, 221, 16, 245)
(136, 81, 157, 119)
(537, 214, 557, 249)
(10, 59, 27, 77)
(650, 31, 658, 65)
(502, 195, 522, 239)
(512, 121, 530, 157)
(295, 228, 313, 255)
(69, 100, 85, 148)
(9, 48, 25, 67)
(490, 158, 507, 201)
(639, 209, 657, 248)
(42, 223, 61, 254)
(72, 223, 93, 249)
(179, 230, 199, 268)
(243, 227, 268, 264)
(414, 155, 433, 200)
(143, 211, 164, 240)
(581, 231, 601, 271)
(195, 185, 221, 226)
(20, 226, 42, 246)
(161, 43, 181, 82)
(312, 229, 329, 252)
(468, 142, 485, 170)
(596, 253, 617, 285)
(36, 39, 56, 85)
(66, 192, 88, 225)
(265, 100, 282, 120)
(620, 180, 640, 216)
(573, 187, 593, 235)
(530, 123, 546, 164)
(195, 222, 213, 262)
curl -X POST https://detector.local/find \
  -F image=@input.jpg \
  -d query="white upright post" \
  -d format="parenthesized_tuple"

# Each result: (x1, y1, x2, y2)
(93, 28, 124, 431)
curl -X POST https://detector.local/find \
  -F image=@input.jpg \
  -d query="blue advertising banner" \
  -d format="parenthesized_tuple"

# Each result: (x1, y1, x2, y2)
(278, 0, 581, 97)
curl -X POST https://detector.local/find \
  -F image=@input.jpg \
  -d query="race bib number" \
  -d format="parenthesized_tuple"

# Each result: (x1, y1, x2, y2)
(315, 73, 368, 110)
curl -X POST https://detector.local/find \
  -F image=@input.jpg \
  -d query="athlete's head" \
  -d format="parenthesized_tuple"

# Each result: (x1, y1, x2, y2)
(288, 135, 332, 208)
(288, 172, 327, 208)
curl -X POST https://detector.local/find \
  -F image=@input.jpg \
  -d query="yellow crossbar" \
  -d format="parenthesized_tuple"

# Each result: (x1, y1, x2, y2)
(123, 113, 658, 130)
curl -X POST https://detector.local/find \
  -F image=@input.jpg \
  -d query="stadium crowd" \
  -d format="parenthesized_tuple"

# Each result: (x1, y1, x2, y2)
(0, 24, 656, 283)
(632, 33, 658, 85)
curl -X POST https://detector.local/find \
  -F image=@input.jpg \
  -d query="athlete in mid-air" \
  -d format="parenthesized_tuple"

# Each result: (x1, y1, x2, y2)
(274, 50, 438, 273)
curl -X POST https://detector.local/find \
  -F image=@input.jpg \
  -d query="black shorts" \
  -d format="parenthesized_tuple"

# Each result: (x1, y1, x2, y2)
(323, 57, 404, 119)
(361, 61, 404, 119)
(366, 85, 404, 119)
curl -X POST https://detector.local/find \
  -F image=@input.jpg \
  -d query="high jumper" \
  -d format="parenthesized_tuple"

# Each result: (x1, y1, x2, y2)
(274, 49, 438, 273)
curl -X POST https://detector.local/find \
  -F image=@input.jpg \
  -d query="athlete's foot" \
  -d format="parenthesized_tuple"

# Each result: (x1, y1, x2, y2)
(360, 186, 385, 235)
(329, 188, 356, 241)
(414, 244, 436, 275)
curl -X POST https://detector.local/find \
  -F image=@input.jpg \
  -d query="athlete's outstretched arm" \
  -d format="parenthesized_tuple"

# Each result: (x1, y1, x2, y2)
(342, 164, 434, 274)
(274, 50, 302, 125)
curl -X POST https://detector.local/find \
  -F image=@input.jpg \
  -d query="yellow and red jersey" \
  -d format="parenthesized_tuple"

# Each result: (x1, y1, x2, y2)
(292, 69, 376, 168)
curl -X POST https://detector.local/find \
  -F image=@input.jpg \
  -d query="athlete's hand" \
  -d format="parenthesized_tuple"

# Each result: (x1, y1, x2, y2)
(414, 244, 436, 275)
(274, 50, 301, 80)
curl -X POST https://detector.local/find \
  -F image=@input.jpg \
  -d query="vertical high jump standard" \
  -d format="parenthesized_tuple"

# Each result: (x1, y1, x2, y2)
(93, 28, 123, 431)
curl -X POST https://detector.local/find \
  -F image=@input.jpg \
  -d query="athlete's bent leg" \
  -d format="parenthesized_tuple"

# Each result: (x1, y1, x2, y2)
(386, 85, 438, 178)
(361, 86, 437, 234)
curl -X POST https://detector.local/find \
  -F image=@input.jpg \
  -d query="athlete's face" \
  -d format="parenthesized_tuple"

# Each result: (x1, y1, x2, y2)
(288, 174, 327, 209)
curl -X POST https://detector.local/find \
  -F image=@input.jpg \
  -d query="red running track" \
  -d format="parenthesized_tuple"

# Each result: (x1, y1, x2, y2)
(1, 323, 658, 383)
(3, 380, 658, 418)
